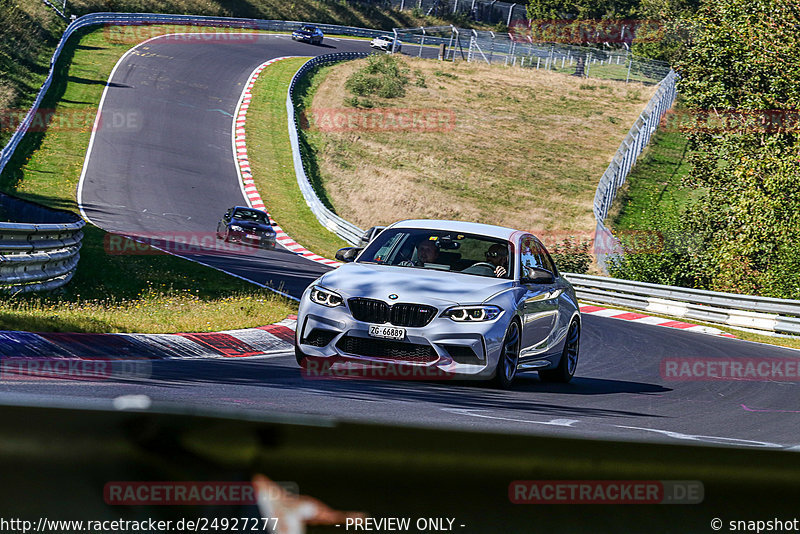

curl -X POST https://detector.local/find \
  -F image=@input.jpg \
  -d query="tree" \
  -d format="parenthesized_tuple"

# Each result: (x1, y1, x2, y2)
(676, 0, 800, 298)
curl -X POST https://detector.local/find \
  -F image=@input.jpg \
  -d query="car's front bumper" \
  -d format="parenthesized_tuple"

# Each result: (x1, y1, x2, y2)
(296, 299, 510, 379)
(228, 231, 276, 248)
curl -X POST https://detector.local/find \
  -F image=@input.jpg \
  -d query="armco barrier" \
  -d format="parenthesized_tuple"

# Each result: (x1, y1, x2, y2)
(287, 54, 370, 246)
(565, 273, 800, 336)
(0, 193, 84, 293)
(591, 69, 678, 271)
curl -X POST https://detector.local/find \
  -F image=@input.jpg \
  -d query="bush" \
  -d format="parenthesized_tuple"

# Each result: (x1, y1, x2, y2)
(606, 230, 712, 288)
(549, 238, 592, 274)
(344, 54, 409, 99)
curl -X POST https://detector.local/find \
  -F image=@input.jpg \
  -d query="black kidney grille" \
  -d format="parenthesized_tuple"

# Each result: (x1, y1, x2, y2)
(347, 298, 436, 327)
(389, 303, 437, 327)
(336, 336, 437, 363)
(348, 298, 390, 324)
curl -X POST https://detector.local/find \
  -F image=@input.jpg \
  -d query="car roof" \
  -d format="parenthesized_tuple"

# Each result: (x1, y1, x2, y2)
(385, 219, 522, 241)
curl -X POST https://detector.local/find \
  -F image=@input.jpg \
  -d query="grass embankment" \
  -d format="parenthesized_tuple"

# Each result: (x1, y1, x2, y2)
(243, 58, 349, 259)
(608, 112, 698, 232)
(0, 24, 297, 333)
(297, 56, 657, 243)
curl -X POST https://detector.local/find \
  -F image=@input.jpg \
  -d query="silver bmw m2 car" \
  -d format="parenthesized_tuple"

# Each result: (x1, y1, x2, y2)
(295, 220, 581, 388)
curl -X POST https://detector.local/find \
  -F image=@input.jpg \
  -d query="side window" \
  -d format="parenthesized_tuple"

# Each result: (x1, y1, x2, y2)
(519, 236, 543, 273)
(535, 239, 558, 275)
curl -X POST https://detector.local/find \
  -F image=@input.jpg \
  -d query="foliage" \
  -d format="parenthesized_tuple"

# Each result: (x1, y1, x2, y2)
(344, 54, 409, 99)
(525, 0, 700, 63)
(675, 0, 800, 298)
(606, 230, 712, 287)
(549, 238, 592, 274)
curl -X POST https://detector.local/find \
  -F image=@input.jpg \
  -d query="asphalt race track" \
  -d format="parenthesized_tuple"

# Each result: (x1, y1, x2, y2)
(8, 33, 799, 451)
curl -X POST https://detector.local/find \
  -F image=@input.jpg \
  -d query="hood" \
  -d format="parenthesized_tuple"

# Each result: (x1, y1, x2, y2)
(230, 219, 273, 232)
(317, 262, 513, 306)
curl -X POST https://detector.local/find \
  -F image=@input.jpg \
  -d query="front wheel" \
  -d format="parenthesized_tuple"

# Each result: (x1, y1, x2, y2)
(295, 345, 309, 367)
(493, 320, 520, 389)
(539, 319, 580, 383)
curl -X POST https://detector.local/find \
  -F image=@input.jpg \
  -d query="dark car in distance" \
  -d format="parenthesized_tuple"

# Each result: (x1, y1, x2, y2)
(216, 206, 277, 249)
(291, 25, 324, 45)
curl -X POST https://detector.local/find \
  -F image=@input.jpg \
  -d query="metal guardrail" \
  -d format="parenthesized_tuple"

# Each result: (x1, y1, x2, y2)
(591, 69, 678, 271)
(287, 54, 370, 246)
(565, 273, 800, 336)
(0, 194, 84, 293)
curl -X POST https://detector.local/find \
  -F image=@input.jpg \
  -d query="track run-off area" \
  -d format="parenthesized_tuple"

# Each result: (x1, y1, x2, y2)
(5, 32, 799, 452)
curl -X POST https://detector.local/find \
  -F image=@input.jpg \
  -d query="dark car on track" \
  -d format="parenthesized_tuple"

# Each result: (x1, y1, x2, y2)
(291, 25, 324, 45)
(216, 206, 277, 249)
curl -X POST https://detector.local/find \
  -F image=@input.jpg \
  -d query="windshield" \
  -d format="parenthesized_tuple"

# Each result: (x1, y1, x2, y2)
(358, 227, 512, 279)
(301, 25, 317, 31)
(232, 209, 268, 224)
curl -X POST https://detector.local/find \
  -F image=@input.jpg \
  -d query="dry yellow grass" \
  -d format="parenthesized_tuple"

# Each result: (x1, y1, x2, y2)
(304, 57, 656, 242)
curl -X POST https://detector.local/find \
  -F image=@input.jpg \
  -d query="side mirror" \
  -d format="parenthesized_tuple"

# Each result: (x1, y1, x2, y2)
(520, 267, 554, 285)
(335, 247, 363, 263)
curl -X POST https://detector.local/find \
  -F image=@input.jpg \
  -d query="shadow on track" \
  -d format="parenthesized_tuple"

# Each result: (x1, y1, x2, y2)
(138, 358, 670, 420)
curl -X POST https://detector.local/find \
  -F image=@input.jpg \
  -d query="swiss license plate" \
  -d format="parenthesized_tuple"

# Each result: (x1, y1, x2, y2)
(368, 324, 406, 341)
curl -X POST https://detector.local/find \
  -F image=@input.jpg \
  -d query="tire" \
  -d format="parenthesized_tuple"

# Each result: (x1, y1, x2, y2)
(539, 319, 580, 383)
(223, 229, 231, 243)
(493, 320, 521, 389)
(295, 345, 309, 367)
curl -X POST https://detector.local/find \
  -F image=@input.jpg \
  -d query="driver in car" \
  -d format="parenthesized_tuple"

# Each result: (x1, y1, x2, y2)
(485, 243, 509, 278)
(400, 239, 440, 266)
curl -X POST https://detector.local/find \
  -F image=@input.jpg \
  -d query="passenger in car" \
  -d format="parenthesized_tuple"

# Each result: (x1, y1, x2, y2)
(485, 243, 509, 278)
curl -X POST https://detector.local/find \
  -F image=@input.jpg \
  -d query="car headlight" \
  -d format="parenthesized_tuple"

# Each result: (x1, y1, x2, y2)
(230, 225, 244, 232)
(444, 305, 502, 322)
(309, 286, 343, 308)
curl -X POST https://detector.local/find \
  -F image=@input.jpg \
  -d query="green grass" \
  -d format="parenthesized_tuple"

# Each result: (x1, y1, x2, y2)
(609, 112, 699, 232)
(242, 58, 349, 259)
(0, 25, 298, 333)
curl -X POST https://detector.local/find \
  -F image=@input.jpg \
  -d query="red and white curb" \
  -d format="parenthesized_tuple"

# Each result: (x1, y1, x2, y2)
(580, 304, 737, 338)
(233, 57, 341, 268)
(0, 316, 297, 360)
